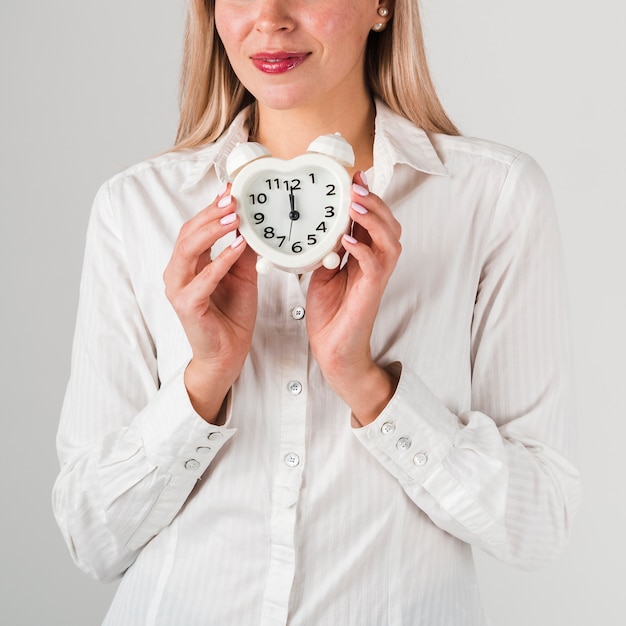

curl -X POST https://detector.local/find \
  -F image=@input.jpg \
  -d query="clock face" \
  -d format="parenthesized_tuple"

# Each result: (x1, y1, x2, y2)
(231, 153, 351, 272)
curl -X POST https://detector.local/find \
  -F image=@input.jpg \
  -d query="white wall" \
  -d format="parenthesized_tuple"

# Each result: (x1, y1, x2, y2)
(1, 1, 623, 623)
(422, 1, 625, 623)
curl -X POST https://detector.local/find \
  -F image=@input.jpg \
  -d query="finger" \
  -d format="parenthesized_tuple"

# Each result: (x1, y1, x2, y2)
(228, 237, 258, 280)
(342, 231, 401, 285)
(349, 201, 401, 260)
(350, 176, 402, 240)
(177, 234, 248, 316)
(180, 195, 237, 262)
(166, 195, 239, 286)
(340, 233, 385, 280)
(350, 195, 402, 242)
(349, 177, 401, 256)
(179, 182, 232, 231)
(343, 203, 402, 281)
(172, 184, 233, 257)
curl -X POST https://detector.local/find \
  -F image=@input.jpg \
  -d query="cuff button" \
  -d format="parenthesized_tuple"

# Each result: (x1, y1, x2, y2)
(396, 437, 412, 451)
(184, 459, 201, 471)
(381, 422, 396, 435)
(413, 453, 428, 467)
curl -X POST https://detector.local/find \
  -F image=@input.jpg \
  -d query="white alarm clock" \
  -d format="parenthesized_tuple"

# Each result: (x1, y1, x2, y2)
(227, 133, 355, 274)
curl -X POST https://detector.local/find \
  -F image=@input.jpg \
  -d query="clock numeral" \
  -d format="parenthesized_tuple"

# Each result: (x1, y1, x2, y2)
(264, 178, 301, 191)
(291, 241, 303, 253)
(316, 221, 327, 232)
(308, 173, 316, 184)
(249, 193, 268, 205)
(253, 212, 265, 224)
(277, 235, 286, 248)
(324, 206, 335, 218)
(307, 234, 317, 246)
(263, 226, 275, 239)
(325, 184, 336, 196)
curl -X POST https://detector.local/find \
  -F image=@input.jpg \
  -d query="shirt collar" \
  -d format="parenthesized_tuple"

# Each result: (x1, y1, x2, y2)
(372, 98, 448, 177)
(179, 108, 250, 192)
(180, 99, 448, 192)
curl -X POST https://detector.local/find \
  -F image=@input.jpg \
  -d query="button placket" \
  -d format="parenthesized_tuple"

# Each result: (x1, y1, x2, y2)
(280, 374, 306, 479)
(279, 281, 308, 481)
(260, 274, 309, 623)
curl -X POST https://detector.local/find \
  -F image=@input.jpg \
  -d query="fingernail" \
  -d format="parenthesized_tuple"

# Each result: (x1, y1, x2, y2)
(351, 202, 368, 215)
(343, 234, 358, 245)
(217, 195, 232, 208)
(359, 170, 368, 186)
(230, 234, 244, 248)
(220, 212, 237, 225)
(353, 183, 368, 197)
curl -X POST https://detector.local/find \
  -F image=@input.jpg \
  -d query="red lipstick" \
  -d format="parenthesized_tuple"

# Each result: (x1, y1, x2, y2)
(251, 51, 310, 74)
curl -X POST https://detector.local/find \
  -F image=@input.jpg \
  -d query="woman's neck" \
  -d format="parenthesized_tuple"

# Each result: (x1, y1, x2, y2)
(253, 97, 376, 175)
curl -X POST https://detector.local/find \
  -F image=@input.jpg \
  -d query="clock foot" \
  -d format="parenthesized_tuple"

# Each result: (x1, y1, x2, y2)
(322, 252, 340, 270)
(256, 257, 273, 275)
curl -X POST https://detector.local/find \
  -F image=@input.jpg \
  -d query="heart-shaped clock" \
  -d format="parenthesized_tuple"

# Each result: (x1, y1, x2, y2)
(226, 133, 355, 274)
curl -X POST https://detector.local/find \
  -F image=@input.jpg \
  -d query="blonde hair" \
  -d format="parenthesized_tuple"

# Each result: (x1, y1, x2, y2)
(174, 0, 458, 150)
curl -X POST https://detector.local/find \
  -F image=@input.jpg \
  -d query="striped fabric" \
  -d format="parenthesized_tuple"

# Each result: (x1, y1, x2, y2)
(53, 101, 581, 626)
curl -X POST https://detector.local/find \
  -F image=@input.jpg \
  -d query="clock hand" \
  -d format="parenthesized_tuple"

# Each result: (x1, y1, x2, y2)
(288, 191, 299, 241)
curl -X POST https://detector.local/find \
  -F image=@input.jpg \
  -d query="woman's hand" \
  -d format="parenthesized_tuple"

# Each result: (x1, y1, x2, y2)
(163, 185, 257, 423)
(306, 173, 402, 427)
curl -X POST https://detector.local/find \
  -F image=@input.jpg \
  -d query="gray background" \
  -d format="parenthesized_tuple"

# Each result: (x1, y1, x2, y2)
(1, 0, 624, 624)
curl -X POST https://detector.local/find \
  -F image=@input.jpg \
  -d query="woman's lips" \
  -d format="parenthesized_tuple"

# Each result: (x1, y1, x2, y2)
(251, 52, 310, 74)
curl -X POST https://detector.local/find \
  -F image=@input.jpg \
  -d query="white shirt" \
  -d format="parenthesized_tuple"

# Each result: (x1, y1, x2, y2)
(53, 101, 582, 626)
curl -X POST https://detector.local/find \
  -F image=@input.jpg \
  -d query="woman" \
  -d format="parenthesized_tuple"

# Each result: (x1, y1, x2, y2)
(53, 1, 582, 624)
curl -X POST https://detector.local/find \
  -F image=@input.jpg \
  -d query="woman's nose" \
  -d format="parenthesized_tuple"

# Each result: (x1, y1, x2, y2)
(254, 0, 296, 33)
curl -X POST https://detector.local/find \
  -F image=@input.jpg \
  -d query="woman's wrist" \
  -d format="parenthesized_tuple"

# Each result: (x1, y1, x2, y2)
(184, 358, 236, 424)
(323, 360, 399, 428)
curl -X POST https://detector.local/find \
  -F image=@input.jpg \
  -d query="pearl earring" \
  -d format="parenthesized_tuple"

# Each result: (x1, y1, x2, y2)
(372, 5, 389, 31)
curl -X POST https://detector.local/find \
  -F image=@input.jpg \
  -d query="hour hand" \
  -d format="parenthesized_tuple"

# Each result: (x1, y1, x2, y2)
(288, 191, 299, 221)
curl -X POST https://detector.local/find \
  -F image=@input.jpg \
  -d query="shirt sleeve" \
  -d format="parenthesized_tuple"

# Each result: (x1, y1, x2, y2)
(52, 182, 236, 582)
(352, 153, 582, 570)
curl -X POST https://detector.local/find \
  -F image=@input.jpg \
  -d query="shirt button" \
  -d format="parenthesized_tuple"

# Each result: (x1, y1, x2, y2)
(413, 453, 428, 467)
(287, 380, 303, 395)
(208, 432, 223, 441)
(381, 421, 396, 435)
(184, 459, 200, 471)
(284, 452, 300, 468)
(292, 306, 306, 320)
(196, 446, 212, 455)
(396, 437, 412, 451)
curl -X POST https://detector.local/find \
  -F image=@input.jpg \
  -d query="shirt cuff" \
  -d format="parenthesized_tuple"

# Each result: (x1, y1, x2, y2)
(352, 363, 459, 484)
(136, 366, 237, 479)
